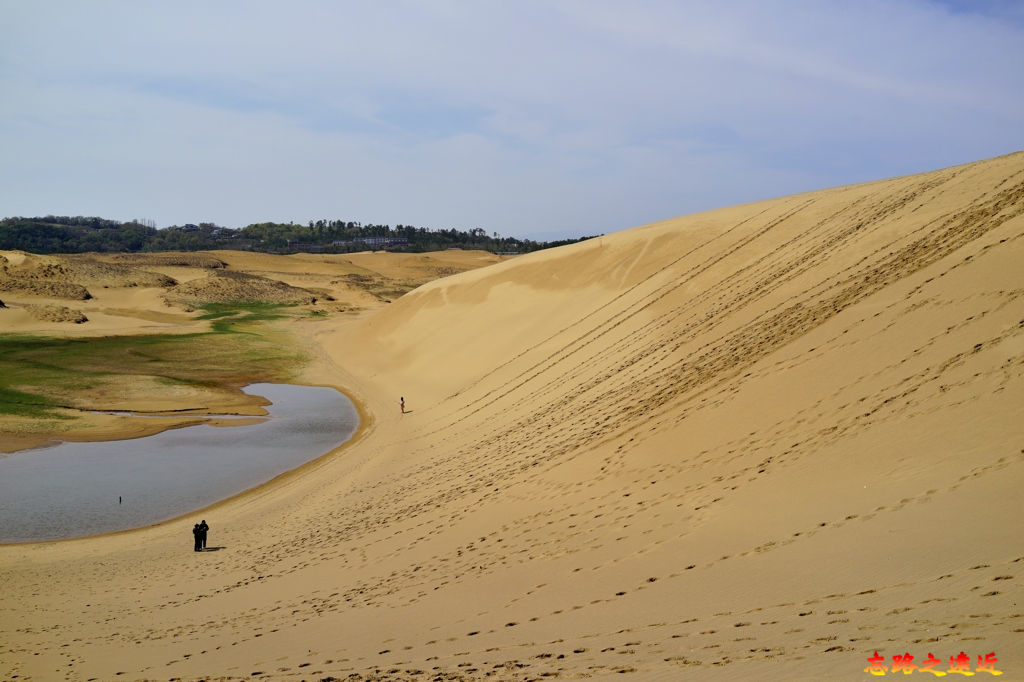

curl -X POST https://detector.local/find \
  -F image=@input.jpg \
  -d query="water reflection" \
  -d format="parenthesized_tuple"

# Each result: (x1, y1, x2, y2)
(0, 383, 358, 542)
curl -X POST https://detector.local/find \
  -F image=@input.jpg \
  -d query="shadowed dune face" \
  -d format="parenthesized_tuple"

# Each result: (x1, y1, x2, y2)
(2, 153, 1023, 681)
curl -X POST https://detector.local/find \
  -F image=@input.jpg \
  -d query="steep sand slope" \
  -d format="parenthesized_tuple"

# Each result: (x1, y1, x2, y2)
(1, 153, 1023, 680)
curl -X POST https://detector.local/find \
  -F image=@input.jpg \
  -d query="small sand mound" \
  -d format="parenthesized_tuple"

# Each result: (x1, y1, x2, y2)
(0, 253, 73, 280)
(1, 253, 92, 299)
(23, 304, 88, 323)
(163, 269, 317, 305)
(63, 256, 177, 288)
(0, 252, 177, 298)
(111, 253, 228, 268)
(0, 278, 92, 300)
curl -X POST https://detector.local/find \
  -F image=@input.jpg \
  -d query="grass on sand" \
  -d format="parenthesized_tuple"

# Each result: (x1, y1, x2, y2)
(0, 303, 306, 427)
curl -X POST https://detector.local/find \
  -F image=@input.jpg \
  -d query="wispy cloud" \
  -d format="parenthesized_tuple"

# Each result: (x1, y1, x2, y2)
(1, 1, 1021, 238)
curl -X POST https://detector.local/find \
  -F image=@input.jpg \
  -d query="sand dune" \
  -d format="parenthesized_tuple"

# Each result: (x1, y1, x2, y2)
(1, 153, 1023, 680)
(0, 248, 507, 336)
(0, 248, 505, 452)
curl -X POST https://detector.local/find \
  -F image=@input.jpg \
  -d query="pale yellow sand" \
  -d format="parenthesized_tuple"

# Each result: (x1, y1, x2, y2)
(0, 247, 504, 337)
(0, 248, 505, 451)
(2, 153, 1023, 680)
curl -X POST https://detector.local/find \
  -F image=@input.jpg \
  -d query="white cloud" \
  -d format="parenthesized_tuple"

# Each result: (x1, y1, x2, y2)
(1, 1, 1021, 237)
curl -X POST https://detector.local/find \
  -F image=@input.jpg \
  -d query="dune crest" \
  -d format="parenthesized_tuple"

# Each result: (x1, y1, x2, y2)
(2, 153, 1023, 680)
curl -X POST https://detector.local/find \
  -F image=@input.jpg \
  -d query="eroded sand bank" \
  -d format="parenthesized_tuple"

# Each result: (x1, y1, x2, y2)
(1, 153, 1023, 680)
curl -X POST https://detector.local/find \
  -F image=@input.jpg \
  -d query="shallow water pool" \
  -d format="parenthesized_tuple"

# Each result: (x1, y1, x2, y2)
(0, 383, 358, 542)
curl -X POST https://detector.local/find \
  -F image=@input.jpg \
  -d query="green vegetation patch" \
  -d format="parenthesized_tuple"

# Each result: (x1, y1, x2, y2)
(0, 385, 67, 419)
(0, 305, 306, 419)
(197, 302, 291, 331)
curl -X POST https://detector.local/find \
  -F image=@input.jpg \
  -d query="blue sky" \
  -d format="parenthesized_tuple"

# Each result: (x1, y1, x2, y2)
(1, 1, 1022, 240)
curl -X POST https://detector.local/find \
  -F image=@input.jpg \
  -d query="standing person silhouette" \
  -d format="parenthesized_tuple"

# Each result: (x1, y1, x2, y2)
(198, 520, 209, 550)
(400, 396, 405, 414)
(192, 524, 202, 552)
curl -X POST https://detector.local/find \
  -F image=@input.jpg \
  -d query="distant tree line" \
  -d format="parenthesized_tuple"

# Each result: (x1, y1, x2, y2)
(0, 215, 597, 255)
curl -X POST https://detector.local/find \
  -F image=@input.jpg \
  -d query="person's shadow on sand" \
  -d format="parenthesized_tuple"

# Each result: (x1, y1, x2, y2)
(202, 546, 226, 552)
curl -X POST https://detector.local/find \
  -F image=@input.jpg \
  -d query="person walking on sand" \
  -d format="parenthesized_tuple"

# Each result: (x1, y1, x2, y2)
(400, 396, 405, 414)
(192, 523, 202, 552)
(198, 519, 209, 550)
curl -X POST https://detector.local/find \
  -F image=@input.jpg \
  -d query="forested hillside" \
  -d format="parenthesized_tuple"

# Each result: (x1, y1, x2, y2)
(0, 215, 594, 254)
